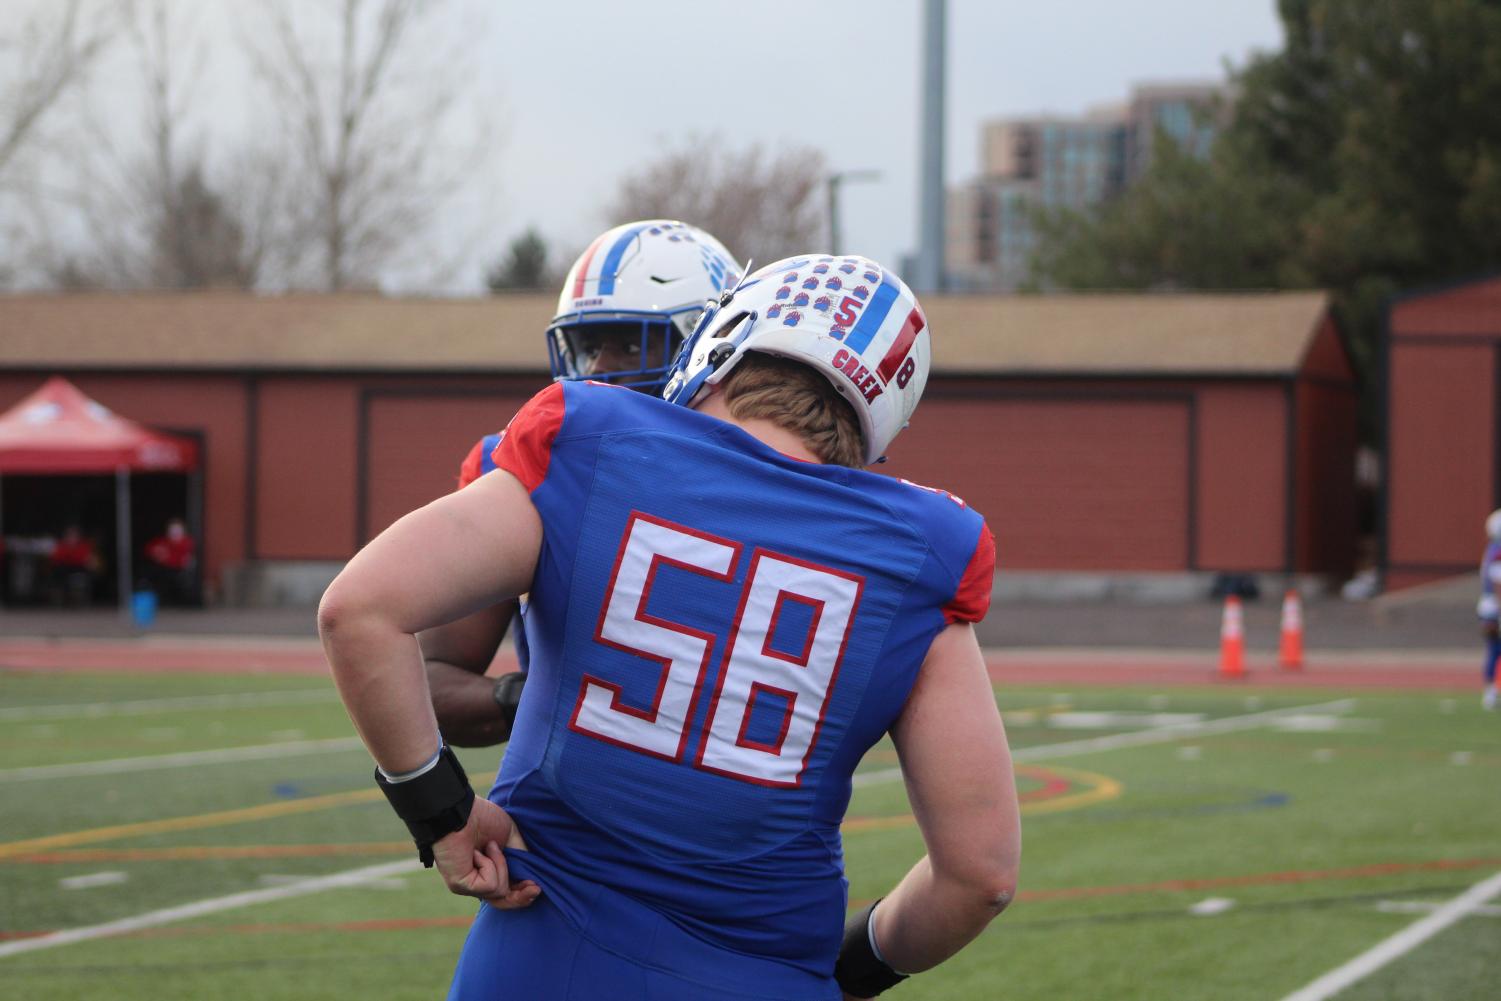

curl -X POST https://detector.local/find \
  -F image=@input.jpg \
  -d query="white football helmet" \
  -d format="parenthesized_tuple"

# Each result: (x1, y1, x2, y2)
(548, 220, 741, 393)
(1487, 509, 1501, 541)
(663, 254, 930, 466)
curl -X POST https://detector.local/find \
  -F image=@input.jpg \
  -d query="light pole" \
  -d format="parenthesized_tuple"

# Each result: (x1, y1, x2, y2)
(826, 169, 881, 257)
(914, 0, 947, 291)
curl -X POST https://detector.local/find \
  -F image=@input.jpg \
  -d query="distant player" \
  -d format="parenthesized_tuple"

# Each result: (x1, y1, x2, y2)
(423, 220, 741, 747)
(1479, 509, 1501, 710)
(320, 254, 1020, 999)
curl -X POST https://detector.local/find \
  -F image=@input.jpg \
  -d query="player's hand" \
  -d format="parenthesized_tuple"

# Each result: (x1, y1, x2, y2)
(1484, 620, 1499, 640)
(432, 798, 540, 909)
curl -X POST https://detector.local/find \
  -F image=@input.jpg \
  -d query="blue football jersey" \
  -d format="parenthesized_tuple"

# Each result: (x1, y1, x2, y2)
(458, 432, 507, 487)
(1481, 540, 1501, 620)
(486, 380, 993, 979)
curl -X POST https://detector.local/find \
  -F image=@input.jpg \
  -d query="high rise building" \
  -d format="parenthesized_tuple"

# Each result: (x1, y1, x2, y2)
(947, 81, 1228, 291)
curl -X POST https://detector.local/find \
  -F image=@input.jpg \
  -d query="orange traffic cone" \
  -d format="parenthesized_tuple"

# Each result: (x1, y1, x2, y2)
(1219, 595, 1246, 679)
(1279, 589, 1304, 670)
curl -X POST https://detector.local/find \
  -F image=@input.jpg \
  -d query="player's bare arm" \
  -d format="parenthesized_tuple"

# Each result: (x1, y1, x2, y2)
(419, 599, 521, 746)
(318, 469, 543, 907)
(867, 621, 1020, 977)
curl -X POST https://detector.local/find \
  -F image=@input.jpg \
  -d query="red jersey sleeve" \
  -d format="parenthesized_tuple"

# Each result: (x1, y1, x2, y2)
(943, 522, 995, 624)
(456, 438, 487, 490)
(491, 382, 567, 492)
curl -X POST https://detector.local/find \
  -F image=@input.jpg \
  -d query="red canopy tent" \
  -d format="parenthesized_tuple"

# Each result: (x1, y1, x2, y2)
(0, 377, 199, 610)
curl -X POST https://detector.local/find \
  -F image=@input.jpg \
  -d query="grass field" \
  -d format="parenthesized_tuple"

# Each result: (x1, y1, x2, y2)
(2, 668, 1498, 1000)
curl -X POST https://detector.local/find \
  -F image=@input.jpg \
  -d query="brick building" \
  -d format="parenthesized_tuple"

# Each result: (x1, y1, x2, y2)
(1384, 273, 1501, 590)
(0, 289, 1356, 602)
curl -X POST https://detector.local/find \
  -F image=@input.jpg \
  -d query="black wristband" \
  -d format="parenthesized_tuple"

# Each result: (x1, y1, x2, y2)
(492, 672, 526, 731)
(374, 745, 475, 868)
(835, 899, 908, 997)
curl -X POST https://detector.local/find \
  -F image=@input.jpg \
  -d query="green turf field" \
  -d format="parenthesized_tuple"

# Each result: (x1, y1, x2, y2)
(2, 670, 1497, 1000)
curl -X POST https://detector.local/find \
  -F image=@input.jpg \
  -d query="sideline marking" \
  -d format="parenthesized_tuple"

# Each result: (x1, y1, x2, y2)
(1277, 869, 1501, 1001)
(1190, 897, 1235, 916)
(59, 872, 128, 891)
(0, 859, 419, 959)
(0, 789, 382, 859)
(0, 689, 338, 723)
(0, 736, 365, 783)
(852, 698, 1355, 788)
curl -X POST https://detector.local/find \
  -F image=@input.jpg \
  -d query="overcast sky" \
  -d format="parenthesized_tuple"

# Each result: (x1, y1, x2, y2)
(26, 0, 1286, 292)
(473, 0, 1284, 284)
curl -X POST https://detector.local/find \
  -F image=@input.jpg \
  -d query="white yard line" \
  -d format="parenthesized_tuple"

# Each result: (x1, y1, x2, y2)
(0, 859, 421, 959)
(852, 697, 1355, 787)
(0, 736, 365, 783)
(0, 696, 1354, 961)
(0, 690, 338, 722)
(1278, 869, 1501, 1001)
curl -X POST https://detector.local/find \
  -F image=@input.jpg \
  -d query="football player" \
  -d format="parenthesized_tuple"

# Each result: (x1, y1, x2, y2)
(1479, 509, 1501, 710)
(320, 254, 1019, 1000)
(422, 220, 742, 747)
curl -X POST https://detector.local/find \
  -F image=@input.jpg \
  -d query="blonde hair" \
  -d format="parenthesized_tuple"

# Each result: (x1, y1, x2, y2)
(718, 352, 865, 468)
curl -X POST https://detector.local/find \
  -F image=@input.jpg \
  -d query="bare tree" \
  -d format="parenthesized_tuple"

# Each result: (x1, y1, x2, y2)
(0, 0, 121, 286)
(605, 136, 827, 266)
(132, 2, 258, 287)
(0, 0, 117, 181)
(242, 0, 489, 291)
(28, 0, 259, 289)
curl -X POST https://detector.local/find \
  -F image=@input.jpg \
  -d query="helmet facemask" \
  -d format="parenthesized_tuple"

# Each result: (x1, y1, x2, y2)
(546, 311, 700, 394)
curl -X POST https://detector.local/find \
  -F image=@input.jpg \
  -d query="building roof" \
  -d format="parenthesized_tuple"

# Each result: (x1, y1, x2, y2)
(929, 291, 1333, 376)
(0, 289, 1333, 378)
(0, 292, 558, 373)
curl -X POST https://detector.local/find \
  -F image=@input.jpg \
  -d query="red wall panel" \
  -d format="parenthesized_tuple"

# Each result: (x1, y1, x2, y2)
(254, 380, 359, 559)
(883, 396, 1191, 570)
(1301, 317, 1355, 383)
(1387, 342, 1494, 567)
(364, 393, 533, 542)
(1195, 385, 1287, 571)
(1295, 380, 1358, 575)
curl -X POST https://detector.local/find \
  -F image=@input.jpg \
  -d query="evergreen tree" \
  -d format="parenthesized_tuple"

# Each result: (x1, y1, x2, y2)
(1031, 0, 1501, 436)
(486, 228, 550, 292)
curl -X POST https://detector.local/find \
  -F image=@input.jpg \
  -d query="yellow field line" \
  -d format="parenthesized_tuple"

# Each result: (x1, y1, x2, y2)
(1018, 763, 1123, 816)
(842, 763, 1121, 832)
(0, 788, 383, 859)
(3, 760, 1122, 857)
